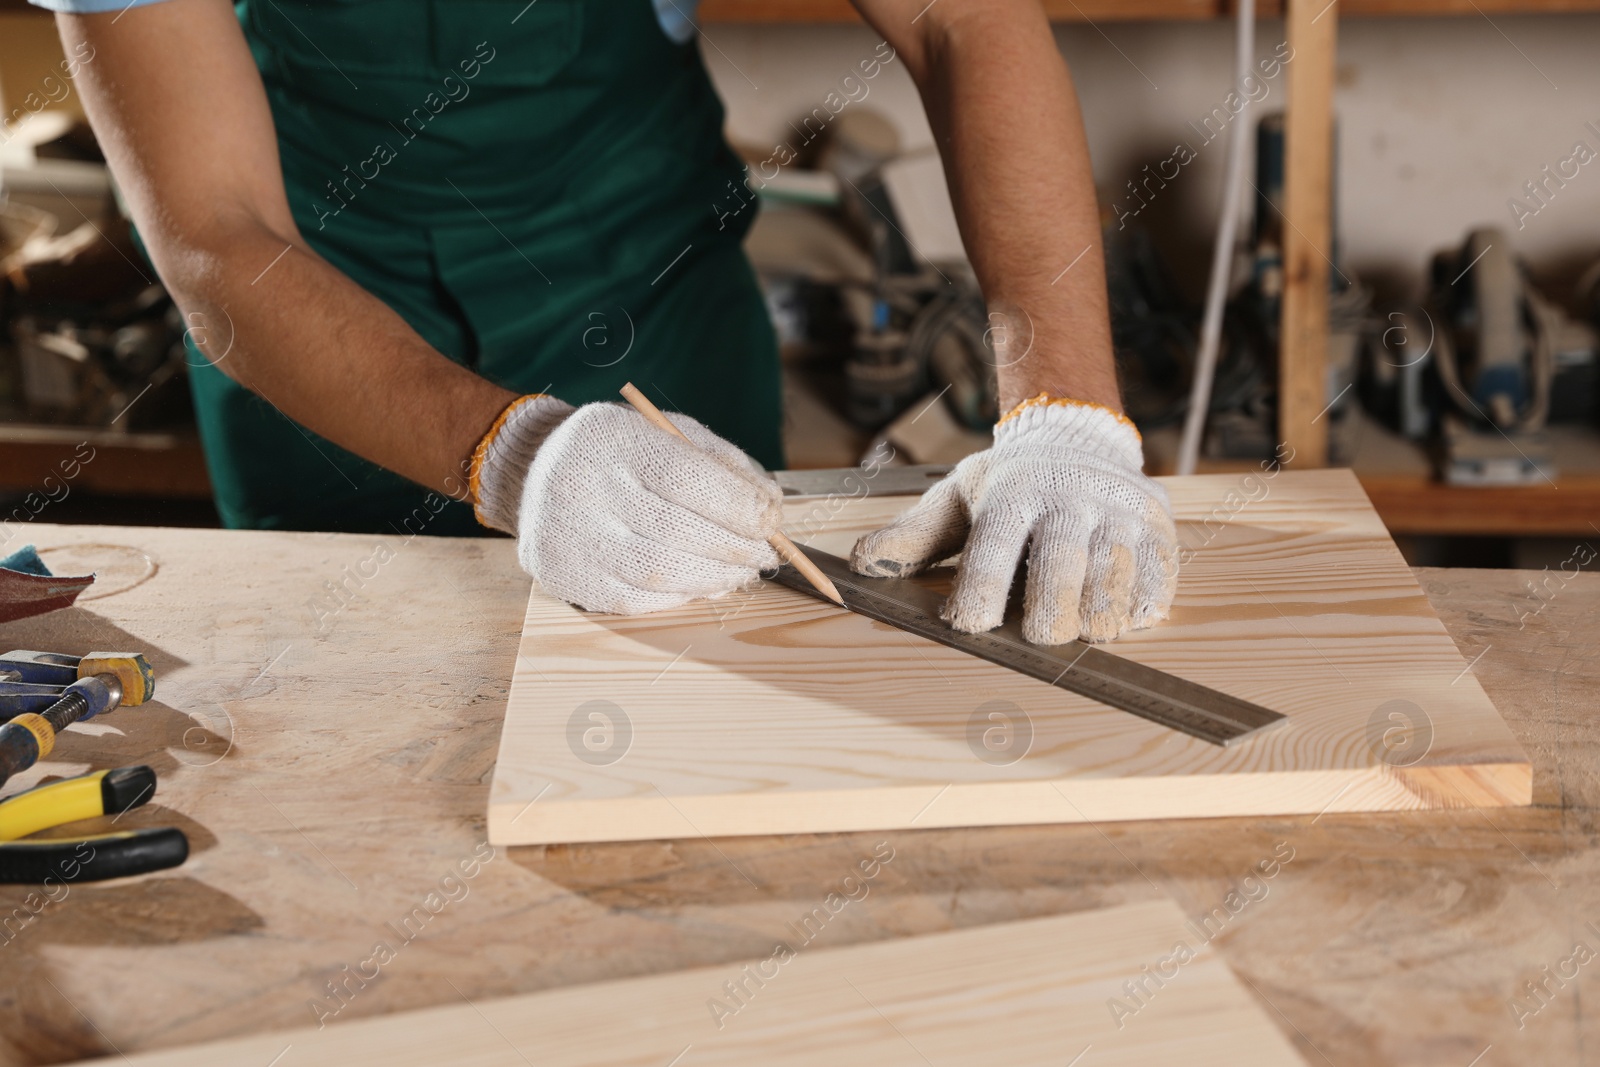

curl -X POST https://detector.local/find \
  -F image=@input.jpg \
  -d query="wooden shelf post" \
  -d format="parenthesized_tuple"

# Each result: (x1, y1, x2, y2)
(1279, 0, 1338, 467)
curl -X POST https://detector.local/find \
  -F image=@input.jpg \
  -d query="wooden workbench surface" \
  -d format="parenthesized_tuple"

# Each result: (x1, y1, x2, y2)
(0, 520, 1589, 1066)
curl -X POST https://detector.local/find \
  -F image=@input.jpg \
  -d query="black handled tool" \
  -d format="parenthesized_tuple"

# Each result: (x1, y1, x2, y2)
(0, 765, 188, 883)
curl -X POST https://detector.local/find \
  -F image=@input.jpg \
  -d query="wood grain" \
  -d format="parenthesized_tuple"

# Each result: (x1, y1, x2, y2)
(64, 899, 1308, 1067)
(490, 470, 1529, 846)
(0, 519, 1587, 1066)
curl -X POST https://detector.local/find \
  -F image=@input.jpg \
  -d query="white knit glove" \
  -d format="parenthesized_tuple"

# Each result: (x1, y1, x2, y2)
(471, 394, 577, 534)
(851, 396, 1178, 644)
(472, 396, 783, 614)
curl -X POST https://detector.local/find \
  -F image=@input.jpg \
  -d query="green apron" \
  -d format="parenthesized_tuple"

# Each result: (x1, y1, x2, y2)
(187, 0, 782, 533)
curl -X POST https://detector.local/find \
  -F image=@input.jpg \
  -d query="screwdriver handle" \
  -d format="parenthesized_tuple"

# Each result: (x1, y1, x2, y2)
(0, 676, 124, 791)
(0, 716, 54, 791)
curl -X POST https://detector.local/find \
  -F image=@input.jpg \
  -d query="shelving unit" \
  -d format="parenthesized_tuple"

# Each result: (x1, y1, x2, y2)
(1343, 419, 1600, 537)
(1145, 415, 1600, 537)
(0, 425, 211, 499)
(1360, 472, 1600, 538)
(9, 0, 1600, 536)
(699, 0, 1337, 468)
(707, 0, 1600, 538)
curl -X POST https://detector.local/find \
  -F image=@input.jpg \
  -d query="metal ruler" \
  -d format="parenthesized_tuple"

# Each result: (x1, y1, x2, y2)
(774, 465, 953, 499)
(771, 547, 1285, 747)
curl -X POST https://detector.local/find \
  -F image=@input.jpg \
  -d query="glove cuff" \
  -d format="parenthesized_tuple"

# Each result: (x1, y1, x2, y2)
(470, 394, 576, 534)
(995, 394, 1145, 469)
(998, 393, 1141, 438)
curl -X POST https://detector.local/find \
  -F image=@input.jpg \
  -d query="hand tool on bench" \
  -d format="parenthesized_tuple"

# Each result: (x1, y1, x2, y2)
(0, 765, 188, 883)
(618, 382, 845, 606)
(0, 545, 97, 624)
(772, 547, 1286, 747)
(0, 679, 67, 720)
(0, 649, 125, 719)
(0, 651, 154, 790)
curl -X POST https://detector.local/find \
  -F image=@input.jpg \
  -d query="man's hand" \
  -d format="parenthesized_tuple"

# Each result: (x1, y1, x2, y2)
(474, 398, 783, 613)
(853, 398, 1177, 644)
(841, 1, 1173, 642)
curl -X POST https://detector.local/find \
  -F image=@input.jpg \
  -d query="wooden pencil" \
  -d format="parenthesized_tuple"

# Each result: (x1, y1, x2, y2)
(618, 383, 847, 608)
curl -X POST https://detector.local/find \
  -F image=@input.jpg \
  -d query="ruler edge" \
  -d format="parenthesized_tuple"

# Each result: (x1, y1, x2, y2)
(772, 551, 1288, 748)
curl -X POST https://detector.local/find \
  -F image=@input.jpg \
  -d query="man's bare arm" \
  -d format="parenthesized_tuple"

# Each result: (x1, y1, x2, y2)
(846, 0, 1178, 645)
(851, 0, 1119, 414)
(59, 0, 514, 497)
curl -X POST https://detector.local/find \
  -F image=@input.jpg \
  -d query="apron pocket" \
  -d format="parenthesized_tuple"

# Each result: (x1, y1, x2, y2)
(243, 0, 432, 78)
(429, 0, 584, 87)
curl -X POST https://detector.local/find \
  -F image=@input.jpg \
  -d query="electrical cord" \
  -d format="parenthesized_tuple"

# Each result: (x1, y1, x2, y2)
(1177, 0, 1257, 475)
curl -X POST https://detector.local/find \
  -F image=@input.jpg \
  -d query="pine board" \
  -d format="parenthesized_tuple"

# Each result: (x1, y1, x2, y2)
(490, 469, 1529, 846)
(69, 899, 1308, 1066)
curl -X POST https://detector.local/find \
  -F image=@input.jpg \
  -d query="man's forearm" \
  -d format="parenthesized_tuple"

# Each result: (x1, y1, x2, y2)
(908, 4, 1121, 414)
(159, 221, 516, 498)
(56, 2, 519, 503)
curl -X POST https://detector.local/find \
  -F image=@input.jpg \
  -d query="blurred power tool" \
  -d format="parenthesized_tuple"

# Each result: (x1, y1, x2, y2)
(1423, 227, 1597, 485)
(1177, 112, 1368, 463)
(1102, 223, 1201, 431)
(0, 649, 153, 790)
(3, 197, 192, 431)
(1360, 305, 1438, 441)
(0, 765, 187, 883)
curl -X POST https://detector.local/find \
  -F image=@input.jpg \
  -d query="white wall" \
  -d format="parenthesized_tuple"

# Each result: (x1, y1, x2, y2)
(701, 14, 1600, 305)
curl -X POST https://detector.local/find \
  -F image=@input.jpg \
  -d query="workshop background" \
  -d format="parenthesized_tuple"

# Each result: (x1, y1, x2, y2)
(4, 4, 1600, 566)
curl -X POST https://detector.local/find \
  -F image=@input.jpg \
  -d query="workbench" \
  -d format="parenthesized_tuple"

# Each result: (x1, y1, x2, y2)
(0, 518, 1588, 1066)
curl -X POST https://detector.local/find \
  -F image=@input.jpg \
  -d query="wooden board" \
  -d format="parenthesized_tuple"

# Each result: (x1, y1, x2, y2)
(0, 520, 1586, 1065)
(489, 470, 1529, 846)
(66, 899, 1308, 1066)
